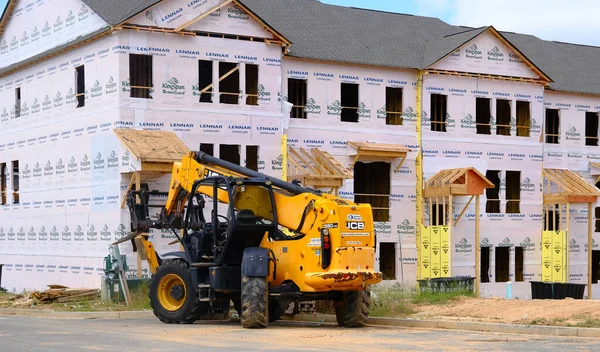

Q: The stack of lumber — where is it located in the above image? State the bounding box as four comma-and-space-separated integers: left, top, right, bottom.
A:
30, 285, 100, 303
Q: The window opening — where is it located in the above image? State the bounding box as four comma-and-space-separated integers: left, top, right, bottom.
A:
545, 205, 560, 231
430, 94, 447, 132
198, 60, 213, 103
545, 109, 560, 144
496, 99, 511, 136
288, 78, 307, 119
596, 206, 600, 232
354, 161, 390, 221
0, 163, 6, 205
515, 246, 524, 282
586, 112, 599, 146
15, 87, 20, 117
245, 64, 258, 106
481, 246, 490, 283
506, 170, 521, 214
219, 62, 240, 105
593, 251, 600, 284
516, 101, 530, 137
495, 246, 510, 282
75, 65, 85, 107
476, 97, 491, 135
245, 145, 259, 171
379, 243, 396, 280
200, 143, 214, 156
431, 203, 446, 226
486, 170, 500, 213
341, 83, 359, 122
220, 144, 240, 165
12, 160, 18, 204
386, 87, 403, 125
129, 54, 153, 99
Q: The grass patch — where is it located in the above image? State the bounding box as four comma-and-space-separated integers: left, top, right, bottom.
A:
571, 318, 600, 328
411, 289, 475, 305
49, 284, 151, 312
370, 284, 415, 317
368, 284, 475, 317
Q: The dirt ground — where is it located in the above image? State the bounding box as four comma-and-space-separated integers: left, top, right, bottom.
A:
411, 296, 600, 326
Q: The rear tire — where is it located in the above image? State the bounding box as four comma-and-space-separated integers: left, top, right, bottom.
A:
334, 286, 371, 327
149, 259, 201, 324
240, 276, 268, 328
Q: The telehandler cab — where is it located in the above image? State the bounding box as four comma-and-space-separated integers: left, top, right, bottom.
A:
120, 150, 382, 328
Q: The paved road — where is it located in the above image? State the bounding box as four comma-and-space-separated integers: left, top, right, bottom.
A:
0, 315, 598, 351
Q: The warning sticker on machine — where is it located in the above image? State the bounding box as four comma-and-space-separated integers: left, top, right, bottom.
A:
347, 241, 362, 245
308, 238, 322, 247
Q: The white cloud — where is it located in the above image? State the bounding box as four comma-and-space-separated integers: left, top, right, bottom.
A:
415, 0, 600, 46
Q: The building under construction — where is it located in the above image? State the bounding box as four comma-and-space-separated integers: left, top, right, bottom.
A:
1, 0, 600, 299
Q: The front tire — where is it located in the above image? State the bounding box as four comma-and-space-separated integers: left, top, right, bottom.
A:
240, 276, 268, 328
149, 259, 200, 324
334, 286, 371, 327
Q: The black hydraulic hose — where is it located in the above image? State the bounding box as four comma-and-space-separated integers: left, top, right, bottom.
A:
195, 151, 321, 196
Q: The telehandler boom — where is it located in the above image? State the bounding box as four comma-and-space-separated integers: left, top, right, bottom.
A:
123, 150, 382, 328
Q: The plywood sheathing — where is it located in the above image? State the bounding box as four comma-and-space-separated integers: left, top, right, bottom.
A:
543, 168, 600, 204
348, 141, 410, 172
114, 129, 190, 163
424, 167, 494, 197
287, 147, 352, 190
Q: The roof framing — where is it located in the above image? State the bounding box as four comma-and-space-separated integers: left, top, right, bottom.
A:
543, 168, 600, 204
424, 167, 494, 198
287, 147, 352, 192
348, 141, 410, 173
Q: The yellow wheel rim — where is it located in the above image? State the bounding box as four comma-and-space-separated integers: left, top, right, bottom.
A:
157, 273, 187, 311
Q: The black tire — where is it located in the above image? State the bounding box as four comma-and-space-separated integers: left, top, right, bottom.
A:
268, 298, 285, 322
240, 276, 268, 328
149, 259, 201, 324
334, 286, 371, 327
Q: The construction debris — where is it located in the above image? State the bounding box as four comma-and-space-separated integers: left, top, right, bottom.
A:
30, 286, 100, 303
0, 286, 101, 307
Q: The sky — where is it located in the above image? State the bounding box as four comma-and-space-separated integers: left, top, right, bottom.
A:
0, 0, 599, 46
321, 0, 600, 47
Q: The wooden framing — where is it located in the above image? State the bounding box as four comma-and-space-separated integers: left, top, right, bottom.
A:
0, 0, 17, 34
542, 168, 600, 299
543, 168, 600, 205
174, 0, 235, 32
424, 167, 494, 198
347, 141, 410, 173
287, 147, 352, 194
114, 130, 191, 278
423, 167, 493, 297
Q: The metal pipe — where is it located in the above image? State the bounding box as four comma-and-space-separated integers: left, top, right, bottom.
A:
195, 151, 321, 196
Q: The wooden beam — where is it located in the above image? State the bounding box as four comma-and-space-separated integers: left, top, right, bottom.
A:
174, 0, 234, 32
475, 195, 480, 297
589, 202, 593, 299
566, 202, 570, 283
141, 162, 175, 173
567, 195, 598, 204
394, 156, 406, 173
453, 195, 474, 226
120, 173, 136, 209
423, 188, 451, 198
448, 194, 453, 276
